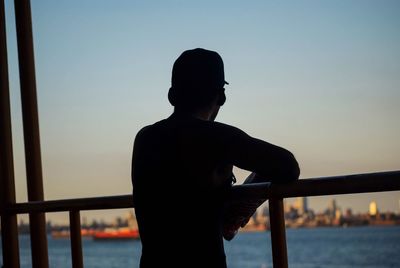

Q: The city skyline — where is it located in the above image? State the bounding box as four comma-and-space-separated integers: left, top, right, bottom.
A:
13, 196, 400, 227
3, 0, 399, 224
14, 196, 400, 226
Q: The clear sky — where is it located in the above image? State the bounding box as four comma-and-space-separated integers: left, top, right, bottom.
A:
4, 0, 400, 224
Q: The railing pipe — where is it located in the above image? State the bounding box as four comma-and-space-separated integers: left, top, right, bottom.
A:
14, 0, 49, 267
269, 198, 288, 268
70, 210, 84, 268
269, 170, 400, 198
8, 194, 134, 214
0, 0, 21, 267
6, 171, 400, 215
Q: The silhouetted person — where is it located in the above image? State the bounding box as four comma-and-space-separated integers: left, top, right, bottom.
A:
131, 48, 300, 267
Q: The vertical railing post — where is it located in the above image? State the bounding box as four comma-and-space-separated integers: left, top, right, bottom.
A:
70, 210, 84, 268
0, 0, 21, 267
14, 0, 49, 267
269, 198, 288, 268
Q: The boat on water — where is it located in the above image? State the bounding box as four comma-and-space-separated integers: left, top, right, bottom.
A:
93, 227, 140, 240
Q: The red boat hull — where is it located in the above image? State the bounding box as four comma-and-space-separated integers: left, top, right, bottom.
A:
93, 229, 139, 240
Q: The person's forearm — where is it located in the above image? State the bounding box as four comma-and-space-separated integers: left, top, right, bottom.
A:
243, 153, 300, 184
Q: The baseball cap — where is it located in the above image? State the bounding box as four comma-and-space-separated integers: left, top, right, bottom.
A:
171, 48, 229, 90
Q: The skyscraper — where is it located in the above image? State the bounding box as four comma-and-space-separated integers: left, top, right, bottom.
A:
328, 199, 337, 218
296, 197, 308, 215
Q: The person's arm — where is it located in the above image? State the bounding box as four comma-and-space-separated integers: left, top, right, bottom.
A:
220, 125, 299, 240
223, 126, 300, 183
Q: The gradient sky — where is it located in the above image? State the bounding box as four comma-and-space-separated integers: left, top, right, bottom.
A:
4, 0, 400, 224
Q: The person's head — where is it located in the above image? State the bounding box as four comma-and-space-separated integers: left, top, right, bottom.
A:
168, 48, 228, 119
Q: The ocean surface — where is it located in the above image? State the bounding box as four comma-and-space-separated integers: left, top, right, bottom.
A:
1, 226, 400, 268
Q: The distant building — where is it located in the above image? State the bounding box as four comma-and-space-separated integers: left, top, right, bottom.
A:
345, 208, 353, 218
127, 211, 138, 229
255, 207, 267, 225
297, 197, 308, 215
328, 199, 337, 218
335, 209, 342, 220
329, 199, 337, 212
82, 216, 88, 228
261, 205, 269, 217
284, 200, 291, 214
369, 201, 378, 216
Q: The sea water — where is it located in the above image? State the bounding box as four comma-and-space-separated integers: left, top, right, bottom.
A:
1, 226, 400, 268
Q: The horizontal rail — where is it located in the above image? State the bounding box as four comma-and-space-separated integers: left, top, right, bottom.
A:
3, 170, 400, 215
269, 170, 400, 198
5, 194, 133, 214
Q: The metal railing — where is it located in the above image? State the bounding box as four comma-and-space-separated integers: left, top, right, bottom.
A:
1, 1, 400, 267
1, 171, 399, 268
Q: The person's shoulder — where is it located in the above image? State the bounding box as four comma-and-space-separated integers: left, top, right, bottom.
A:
204, 120, 248, 138
211, 120, 245, 133
135, 119, 167, 139
135, 124, 151, 137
